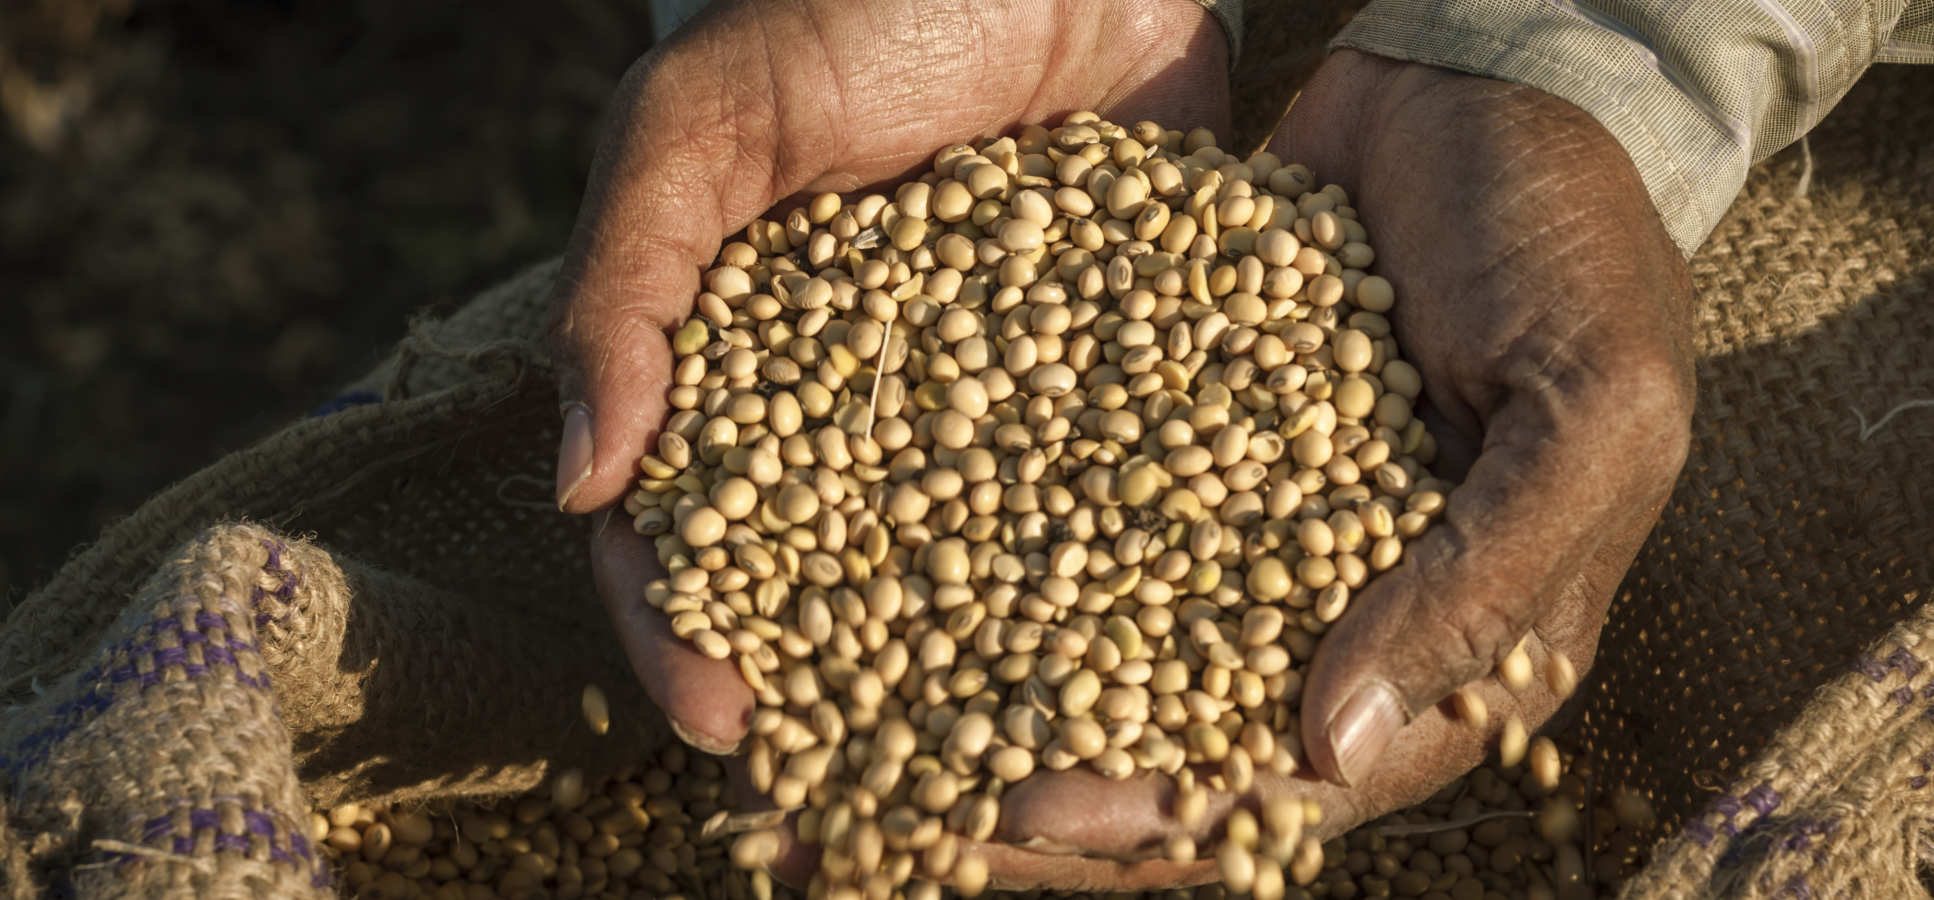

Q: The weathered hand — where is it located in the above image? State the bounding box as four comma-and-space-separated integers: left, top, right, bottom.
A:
981, 50, 1696, 888
552, 0, 1230, 852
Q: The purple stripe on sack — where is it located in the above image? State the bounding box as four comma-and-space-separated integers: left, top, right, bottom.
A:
136, 611, 246, 642
1783, 874, 1812, 899
261, 540, 297, 605
1848, 647, 1932, 684
0, 677, 113, 776
1717, 797, 1820, 873
252, 543, 298, 626
93, 607, 269, 689
0, 540, 297, 778
177, 832, 270, 861
1687, 788, 1776, 848
308, 390, 381, 418
1771, 818, 1837, 856
1895, 687, 1917, 707
99, 640, 272, 692
129, 803, 328, 886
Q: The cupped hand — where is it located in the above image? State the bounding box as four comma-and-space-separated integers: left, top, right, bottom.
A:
555, 0, 1229, 771
985, 50, 1696, 887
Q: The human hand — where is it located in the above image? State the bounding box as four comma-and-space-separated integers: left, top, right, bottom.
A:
983, 50, 1696, 886
555, 0, 1229, 762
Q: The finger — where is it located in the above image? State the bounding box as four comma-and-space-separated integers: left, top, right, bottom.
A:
738, 777, 1216, 894
550, 11, 827, 515
548, 46, 731, 514
1298, 341, 1691, 787
990, 679, 1576, 879
994, 767, 1222, 862
719, 753, 818, 886
748, 792, 1214, 894
977, 840, 1211, 894
592, 512, 752, 753
992, 761, 1374, 862
756, 819, 818, 888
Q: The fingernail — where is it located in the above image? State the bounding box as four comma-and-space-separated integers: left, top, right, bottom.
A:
669, 716, 741, 756
556, 402, 594, 511
1327, 682, 1406, 788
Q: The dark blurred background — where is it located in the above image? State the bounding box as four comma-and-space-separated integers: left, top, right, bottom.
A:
0, 0, 661, 608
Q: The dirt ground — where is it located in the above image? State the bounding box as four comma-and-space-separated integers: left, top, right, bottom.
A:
0, 0, 660, 608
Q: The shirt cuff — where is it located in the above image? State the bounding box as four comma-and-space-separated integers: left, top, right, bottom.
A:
1331, 2, 1760, 256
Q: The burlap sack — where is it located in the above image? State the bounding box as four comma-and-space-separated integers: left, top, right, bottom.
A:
2, 21, 1929, 899
0, 268, 672, 896
1592, 62, 1934, 898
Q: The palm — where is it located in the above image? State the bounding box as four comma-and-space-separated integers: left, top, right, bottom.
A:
585, 0, 1231, 731
564, 0, 1233, 889
595, 0, 1231, 235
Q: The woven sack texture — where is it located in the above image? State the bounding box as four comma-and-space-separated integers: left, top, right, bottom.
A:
1599, 62, 1934, 899
0, 272, 672, 896
0, 527, 335, 898
2, 22, 1930, 898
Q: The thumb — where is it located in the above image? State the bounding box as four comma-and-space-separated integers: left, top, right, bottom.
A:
549, 11, 819, 514
1298, 349, 1689, 788
548, 53, 725, 514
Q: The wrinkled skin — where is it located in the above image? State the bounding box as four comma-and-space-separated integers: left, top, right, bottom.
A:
554, 0, 1696, 885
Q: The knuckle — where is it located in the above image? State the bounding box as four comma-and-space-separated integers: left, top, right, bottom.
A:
1438, 588, 1527, 678
1393, 606, 1504, 713
1615, 337, 1694, 417
1600, 342, 1695, 482
1501, 322, 1693, 492
1375, 517, 1533, 697
555, 236, 702, 349
582, 311, 662, 388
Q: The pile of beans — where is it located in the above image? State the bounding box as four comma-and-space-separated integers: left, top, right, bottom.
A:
315, 740, 746, 900
616, 111, 1453, 899
312, 733, 1656, 899
313, 114, 1658, 899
